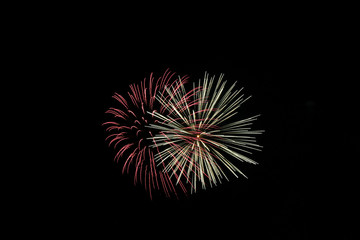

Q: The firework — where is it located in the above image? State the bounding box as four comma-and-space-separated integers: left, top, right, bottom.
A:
147, 72, 263, 193
103, 69, 189, 198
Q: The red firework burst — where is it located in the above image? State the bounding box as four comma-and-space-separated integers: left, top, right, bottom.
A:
103, 69, 189, 198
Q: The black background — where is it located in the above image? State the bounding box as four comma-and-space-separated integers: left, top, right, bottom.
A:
72, 56, 343, 238
44, 13, 356, 239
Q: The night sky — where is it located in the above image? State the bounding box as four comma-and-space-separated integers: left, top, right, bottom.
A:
56, 23, 354, 239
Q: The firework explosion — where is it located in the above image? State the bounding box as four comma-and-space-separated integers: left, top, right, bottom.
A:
104, 70, 263, 197
103, 69, 189, 198
147, 72, 263, 193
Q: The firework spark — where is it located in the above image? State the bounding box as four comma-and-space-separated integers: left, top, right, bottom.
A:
103, 69, 189, 198
148, 72, 263, 193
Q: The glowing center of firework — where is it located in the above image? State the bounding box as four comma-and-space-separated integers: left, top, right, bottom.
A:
194, 131, 206, 139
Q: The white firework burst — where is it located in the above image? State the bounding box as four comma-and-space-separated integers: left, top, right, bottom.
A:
147, 72, 263, 193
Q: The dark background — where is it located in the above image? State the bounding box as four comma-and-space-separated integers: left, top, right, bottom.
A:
8, 4, 355, 238
72, 55, 347, 238
48, 17, 355, 238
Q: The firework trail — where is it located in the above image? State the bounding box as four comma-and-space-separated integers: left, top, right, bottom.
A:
103, 69, 189, 198
148, 72, 263, 193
